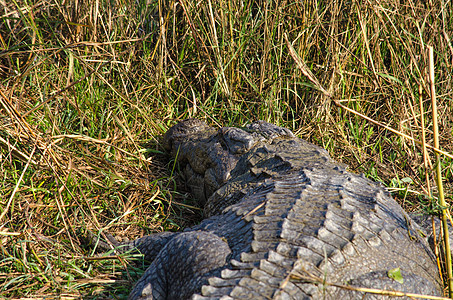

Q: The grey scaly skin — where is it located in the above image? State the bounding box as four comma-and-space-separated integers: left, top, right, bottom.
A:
124, 119, 442, 299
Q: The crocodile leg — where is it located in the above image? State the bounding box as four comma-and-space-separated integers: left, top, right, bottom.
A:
118, 232, 176, 263
128, 231, 231, 300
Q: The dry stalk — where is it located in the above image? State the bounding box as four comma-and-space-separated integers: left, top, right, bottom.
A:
286, 271, 451, 300
421, 84, 444, 284
428, 45, 452, 297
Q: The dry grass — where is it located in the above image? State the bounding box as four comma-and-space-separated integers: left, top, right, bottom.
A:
1, 0, 452, 297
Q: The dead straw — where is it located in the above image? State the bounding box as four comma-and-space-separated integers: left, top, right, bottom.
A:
420, 83, 444, 284
428, 45, 452, 297
286, 271, 451, 300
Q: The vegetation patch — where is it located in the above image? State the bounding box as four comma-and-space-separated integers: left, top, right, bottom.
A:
1, 0, 452, 297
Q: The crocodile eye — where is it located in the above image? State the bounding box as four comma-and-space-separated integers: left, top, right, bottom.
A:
220, 127, 262, 154
245, 120, 295, 139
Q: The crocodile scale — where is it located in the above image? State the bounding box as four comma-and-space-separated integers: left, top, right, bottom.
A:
121, 119, 442, 299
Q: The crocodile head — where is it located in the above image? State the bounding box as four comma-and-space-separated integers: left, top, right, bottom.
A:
163, 119, 298, 207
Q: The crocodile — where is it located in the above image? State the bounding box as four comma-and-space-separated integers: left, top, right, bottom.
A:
117, 119, 443, 299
